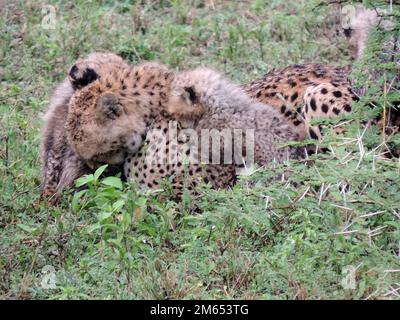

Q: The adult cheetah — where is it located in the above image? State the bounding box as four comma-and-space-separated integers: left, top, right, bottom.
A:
242, 63, 358, 142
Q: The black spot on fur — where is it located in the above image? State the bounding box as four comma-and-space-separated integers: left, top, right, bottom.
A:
280, 105, 286, 114
309, 128, 318, 139
333, 108, 340, 115
344, 104, 352, 112
333, 91, 342, 98
290, 92, 299, 102
321, 104, 329, 113
321, 88, 328, 94
288, 79, 297, 87
310, 98, 317, 111
343, 28, 352, 38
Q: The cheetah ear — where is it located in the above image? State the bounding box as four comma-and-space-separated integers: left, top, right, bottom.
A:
68, 64, 99, 90
182, 86, 198, 105
97, 93, 122, 119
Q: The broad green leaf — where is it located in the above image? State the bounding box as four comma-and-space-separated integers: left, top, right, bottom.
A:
101, 177, 123, 189
86, 223, 102, 233
17, 224, 38, 234
112, 199, 125, 212
94, 164, 108, 181
75, 174, 94, 188
71, 189, 88, 213
98, 211, 114, 221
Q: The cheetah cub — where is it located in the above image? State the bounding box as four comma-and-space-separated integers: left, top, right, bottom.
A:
40, 52, 129, 203
167, 67, 304, 167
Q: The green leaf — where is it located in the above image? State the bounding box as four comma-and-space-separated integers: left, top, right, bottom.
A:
136, 197, 147, 207
112, 199, 125, 212
101, 176, 123, 189
86, 223, 102, 233
98, 211, 114, 221
71, 189, 88, 213
17, 224, 38, 234
94, 164, 108, 181
75, 174, 94, 188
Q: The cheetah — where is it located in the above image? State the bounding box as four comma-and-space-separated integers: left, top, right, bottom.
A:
241, 63, 358, 143
40, 52, 130, 203
343, 4, 400, 156
65, 63, 302, 195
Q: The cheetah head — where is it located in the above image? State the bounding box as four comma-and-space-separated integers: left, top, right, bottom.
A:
65, 77, 148, 167
167, 67, 252, 121
342, 5, 393, 60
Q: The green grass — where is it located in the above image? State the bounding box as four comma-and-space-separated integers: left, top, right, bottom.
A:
0, 0, 399, 299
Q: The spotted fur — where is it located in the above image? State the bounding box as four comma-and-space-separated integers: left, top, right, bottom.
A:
242, 63, 356, 141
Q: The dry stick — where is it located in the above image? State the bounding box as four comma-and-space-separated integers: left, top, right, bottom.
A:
382, 75, 387, 141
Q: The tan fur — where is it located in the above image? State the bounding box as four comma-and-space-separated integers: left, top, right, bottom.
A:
242, 63, 357, 140
344, 5, 379, 59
